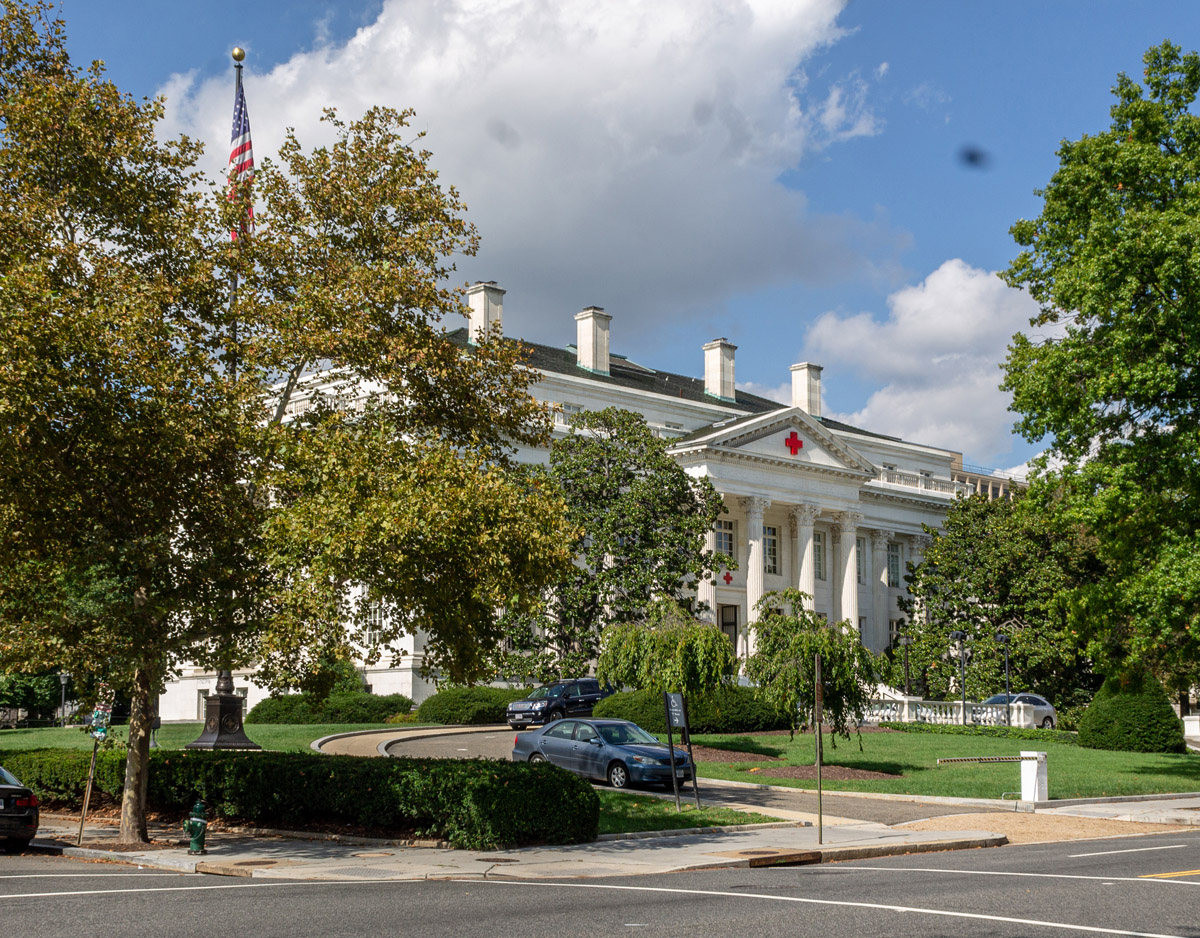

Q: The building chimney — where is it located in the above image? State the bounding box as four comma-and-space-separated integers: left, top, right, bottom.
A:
574, 306, 611, 375
703, 338, 737, 402
466, 281, 505, 345
790, 362, 823, 417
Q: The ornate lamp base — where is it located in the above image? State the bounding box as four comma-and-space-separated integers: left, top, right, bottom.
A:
185, 675, 261, 750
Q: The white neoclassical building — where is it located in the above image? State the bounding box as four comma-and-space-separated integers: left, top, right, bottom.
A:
158, 281, 975, 719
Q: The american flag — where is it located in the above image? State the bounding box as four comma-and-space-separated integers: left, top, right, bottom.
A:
228, 80, 254, 235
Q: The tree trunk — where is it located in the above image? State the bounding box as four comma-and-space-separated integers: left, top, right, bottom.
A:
118, 666, 154, 844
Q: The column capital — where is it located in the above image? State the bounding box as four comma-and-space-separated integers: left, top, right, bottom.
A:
909, 533, 933, 552
739, 495, 770, 519
870, 529, 894, 551
833, 510, 864, 533
790, 503, 821, 526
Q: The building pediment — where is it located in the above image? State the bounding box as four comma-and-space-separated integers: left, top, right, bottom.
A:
668, 408, 876, 478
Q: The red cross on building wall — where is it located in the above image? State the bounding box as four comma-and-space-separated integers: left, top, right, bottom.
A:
723, 571, 733, 585
785, 431, 803, 455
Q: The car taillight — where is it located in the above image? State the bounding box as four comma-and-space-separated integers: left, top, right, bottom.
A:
15, 794, 37, 808
514, 735, 518, 746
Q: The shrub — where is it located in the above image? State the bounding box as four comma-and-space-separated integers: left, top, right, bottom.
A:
0, 747, 598, 849
592, 686, 791, 734
1077, 675, 1185, 753
415, 686, 529, 725
246, 692, 413, 725
879, 722, 1077, 745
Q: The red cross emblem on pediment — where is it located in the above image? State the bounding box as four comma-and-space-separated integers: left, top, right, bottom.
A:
723, 571, 733, 585
785, 431, 803, 455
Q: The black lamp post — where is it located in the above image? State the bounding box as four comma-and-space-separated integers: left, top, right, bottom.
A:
949, 630, 967, 725
897, 634, 912, 696
59, 671, 69, 728
995, 630, 1011, 725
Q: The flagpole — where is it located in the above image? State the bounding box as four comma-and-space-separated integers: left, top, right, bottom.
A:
187, 45, 259, 751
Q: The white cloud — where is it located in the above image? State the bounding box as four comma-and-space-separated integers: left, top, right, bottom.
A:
803, 259, 1041, 465
155, 0, 907, 344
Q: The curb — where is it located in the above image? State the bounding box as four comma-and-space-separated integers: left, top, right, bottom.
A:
681, 835, 1009, 870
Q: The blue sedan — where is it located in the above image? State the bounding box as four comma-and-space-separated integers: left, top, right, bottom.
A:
512, 718, 694, 789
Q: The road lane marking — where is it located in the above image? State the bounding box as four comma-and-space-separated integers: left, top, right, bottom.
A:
484, 881, 1189, 938
0, 881, 392, 900
1140, 869, 1200, 880
1070, 845, 1188, 858
823, 865, 1199, 886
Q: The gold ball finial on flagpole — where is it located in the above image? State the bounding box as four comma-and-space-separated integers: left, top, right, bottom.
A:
231, 47, 246, 63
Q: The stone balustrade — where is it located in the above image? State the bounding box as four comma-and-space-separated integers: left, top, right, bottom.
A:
864, 697, 1040, 728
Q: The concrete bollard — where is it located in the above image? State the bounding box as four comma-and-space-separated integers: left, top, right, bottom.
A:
1020, 751, 1047, 801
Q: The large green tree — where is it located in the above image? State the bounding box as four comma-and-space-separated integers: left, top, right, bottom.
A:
899, 493, 1099, 706
495, 407, 728, 681
0, 2, 572, 842
1002, 40, 1200, 693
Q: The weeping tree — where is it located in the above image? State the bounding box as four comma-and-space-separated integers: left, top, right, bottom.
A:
745, 590, 880, 746
596, 599, 736, 699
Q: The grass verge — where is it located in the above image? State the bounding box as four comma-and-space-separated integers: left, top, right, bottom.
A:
690, 730, 1200, 799
597, 790, 781, 835
0, 723, 400, 753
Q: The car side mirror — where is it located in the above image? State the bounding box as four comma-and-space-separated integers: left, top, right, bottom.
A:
590, 736, 603, 745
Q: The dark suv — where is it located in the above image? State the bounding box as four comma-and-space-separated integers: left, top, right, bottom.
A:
506, 678, 613, 729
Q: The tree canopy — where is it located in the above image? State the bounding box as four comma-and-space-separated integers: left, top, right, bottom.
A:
496, 407, 728, 680
899, 493, 1099, 706
1002, 40, 1200, 689
0, 1, 573, 840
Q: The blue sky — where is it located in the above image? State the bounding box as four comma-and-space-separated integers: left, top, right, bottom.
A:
58, 1, 1200, 471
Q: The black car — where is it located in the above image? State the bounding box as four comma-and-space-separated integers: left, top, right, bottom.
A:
506, 678, 613, 729
0, 765, 39, 852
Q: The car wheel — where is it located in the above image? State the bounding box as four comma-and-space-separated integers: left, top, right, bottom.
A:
529, 752, 546, 763
546, 710, 564, 723
1041, 717, 1054, 729
607, 762, 630, 789
508, 723, 520, 730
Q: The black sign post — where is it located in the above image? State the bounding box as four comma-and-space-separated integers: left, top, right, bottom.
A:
663, 692, 684, 811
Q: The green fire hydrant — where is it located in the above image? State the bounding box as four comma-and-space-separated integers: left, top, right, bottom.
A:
182, 800, 208, 855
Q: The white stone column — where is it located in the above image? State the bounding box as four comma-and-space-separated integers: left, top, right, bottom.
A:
834, 511, 863, 632
906, 533, 933, 626
790, 504, 820, 610
870, 529, 894, 654
697, 527, 717, 623
740, 496, 770, 657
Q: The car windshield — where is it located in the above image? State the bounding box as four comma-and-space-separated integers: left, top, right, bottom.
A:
0, 766, 21, 786
982, 694, 1014, 704
598, 723, 659, 746
526, 685, 564, 700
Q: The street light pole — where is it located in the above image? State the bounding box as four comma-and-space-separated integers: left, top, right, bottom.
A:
59, 672, 69, 728
949, 630, 967, 725
897, 634, 912, 696
995, 630, 1011, 725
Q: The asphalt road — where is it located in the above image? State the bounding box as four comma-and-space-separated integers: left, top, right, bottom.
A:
5, 831, 1200, 937
386, 729, 1009, 825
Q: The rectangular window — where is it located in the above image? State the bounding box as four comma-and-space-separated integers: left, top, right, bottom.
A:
715, 519, 735, 560
858, 616, 867, 637
889, 619, 905, 646
558, 402, 584, 425
887, 542, 902, 588
813, 531, 826, 581
365, 596, 385, 646
763, 525, 779, 575
856, 536, 866, 584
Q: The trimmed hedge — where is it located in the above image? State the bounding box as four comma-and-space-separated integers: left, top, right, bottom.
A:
1077, 676, 1185, 753
0, 747, 598, 849
592, 686, 791, 734
879, 721, 1078, 745
246, 692, 414, 725
416, 686, 530, 725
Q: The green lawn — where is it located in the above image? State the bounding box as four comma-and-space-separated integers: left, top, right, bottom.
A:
690, 731, 1200, 799
597, 790, 780, 835
0, 723, 398, 753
